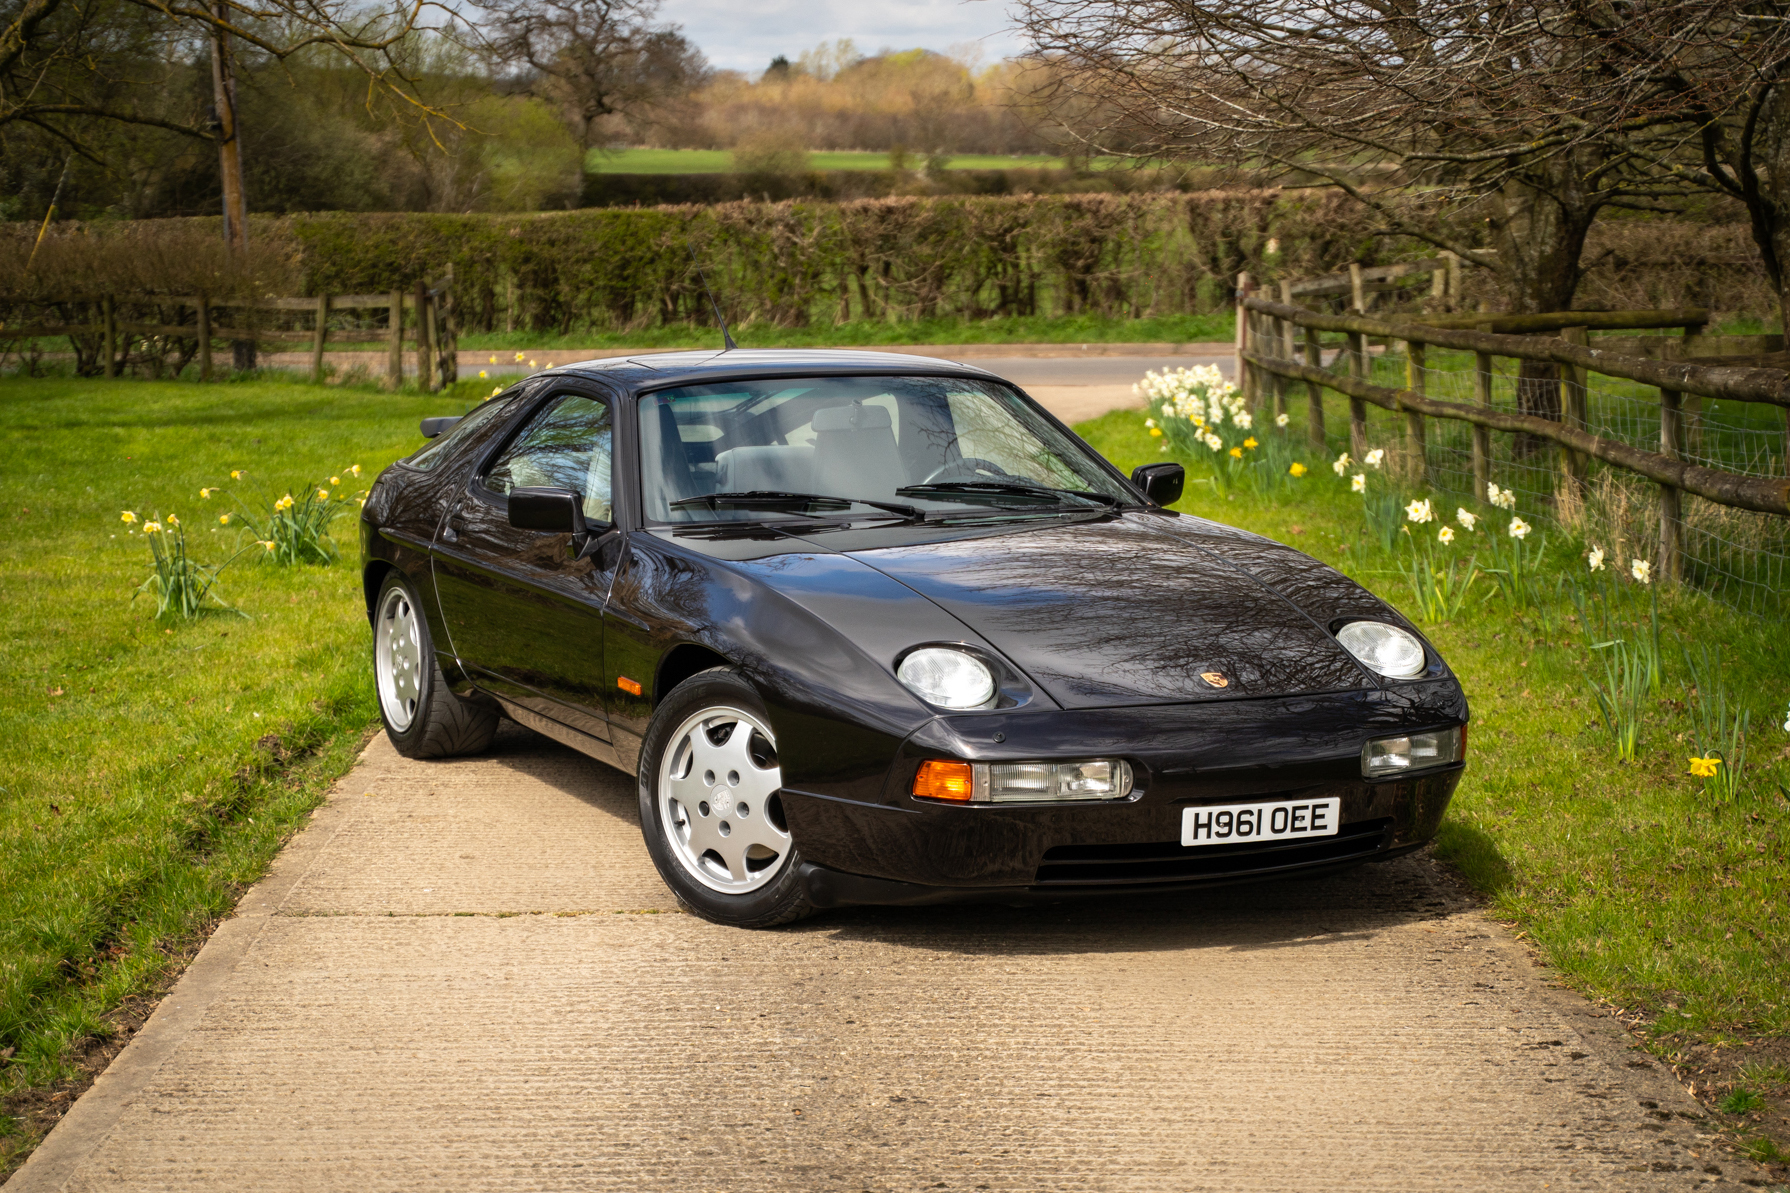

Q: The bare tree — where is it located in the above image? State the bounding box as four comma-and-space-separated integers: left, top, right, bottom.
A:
477, 0, 706, 150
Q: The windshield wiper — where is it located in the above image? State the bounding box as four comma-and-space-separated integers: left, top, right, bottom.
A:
896, 481, 1120, 510
670, 491, 925, 520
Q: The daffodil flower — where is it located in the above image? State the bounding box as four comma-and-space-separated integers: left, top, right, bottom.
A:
1149, 427, 1163, 438
1228, 446, 1243, 459
528, 359, 538, 368
1350, 473, 1366, 494
219, 513, 231, 525
491, 386, 503, 397
1508, 516, 1531, 539
231, 469, 244, 480
1234, 411, 1253, 429
166, 513, 179, 527
317, 488, 331, 500
1144, 417, 1155, 428
349, 464, 362, 477
1588, 545, 1605, 571
1275, 412, 1290, 427
258, 539, 276, 552
1437, 525, 1455, 544
120, 510, 137, 524
479, 371, 488, 379
1332, 452, 1351, 476
1688, 756, 1721, 778
330, 476, 341, 486
1364, 448, 1385, 469
1288, 462, 1306, 477
143, 521, 163, 534
490, 355, 498, 364
1243, 437, 1258, 449
1631, 558, 1652, 584
275, 494, 294, 512
200, 487, 214, 499
1405, 498, 1434, 524
1455, 508, 1477, 531
1487, 483, 1517, 510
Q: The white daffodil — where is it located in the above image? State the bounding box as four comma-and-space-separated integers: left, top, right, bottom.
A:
1508, 516, 1531, 539
1455, 508, 1477, 531
1632, 558, 1652, 585
1350, 473, 1366, 494
1588, 545, 1605, 571
1405, 498, 1434, 524
1364, 448, 1385, 469
1438, 525, 1455, 545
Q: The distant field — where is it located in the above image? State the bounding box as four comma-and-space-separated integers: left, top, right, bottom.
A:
585, 148, 1103, 174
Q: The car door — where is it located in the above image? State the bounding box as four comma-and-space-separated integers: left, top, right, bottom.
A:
431, 386, 620, 740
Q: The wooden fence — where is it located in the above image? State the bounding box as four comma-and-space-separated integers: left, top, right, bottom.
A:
1232, 267, 1790, 583
0, 275, 459, 389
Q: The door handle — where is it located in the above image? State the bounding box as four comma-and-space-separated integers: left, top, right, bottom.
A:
441, 512, 464, 544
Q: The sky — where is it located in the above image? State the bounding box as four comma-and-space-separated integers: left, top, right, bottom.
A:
654, 0, 1028, 75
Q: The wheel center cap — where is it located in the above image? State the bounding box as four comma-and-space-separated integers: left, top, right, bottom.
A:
710, 790, 734, 816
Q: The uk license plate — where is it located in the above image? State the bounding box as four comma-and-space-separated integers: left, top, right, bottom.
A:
1181, 797, 1342, 847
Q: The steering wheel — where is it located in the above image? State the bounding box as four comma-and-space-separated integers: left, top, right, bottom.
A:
920, 457, 1017, 485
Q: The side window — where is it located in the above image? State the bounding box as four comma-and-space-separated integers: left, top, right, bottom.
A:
481, 394, 614, 523
404, 392, 522, 471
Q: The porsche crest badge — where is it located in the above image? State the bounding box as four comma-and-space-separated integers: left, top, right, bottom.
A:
1200, 670, 1230, 689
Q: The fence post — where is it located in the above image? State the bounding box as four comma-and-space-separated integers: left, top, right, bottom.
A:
1302, 315, 1326, 451
1349, 263, 1366, 315
311, 293, 330, 384
436, 264, 458, 385
103, 294, 117, 378
1558, 326, 1590, 519
1443, 252, 1460, 311
416, 281, 436, 392
387, 290, 404, 390
1272, 280, 1292, 421
1233, 272, 1252, 405
197, 293, 212, 382
1404, 341, 1429, 485
1659, 381, 1684, 583
1470, 351, 1492, 502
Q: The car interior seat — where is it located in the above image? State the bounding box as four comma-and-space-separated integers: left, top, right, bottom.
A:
811, 403, 904, 498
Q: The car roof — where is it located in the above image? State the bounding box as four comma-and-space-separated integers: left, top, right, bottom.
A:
548, 348, 1008, 392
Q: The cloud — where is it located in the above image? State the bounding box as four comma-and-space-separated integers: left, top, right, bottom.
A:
658, 0, 1026, 73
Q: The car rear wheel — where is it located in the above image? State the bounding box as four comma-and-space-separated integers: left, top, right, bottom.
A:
373, 571, 500, 760
638, 667, 815, 927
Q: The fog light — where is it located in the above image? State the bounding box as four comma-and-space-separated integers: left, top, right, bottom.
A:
1362, 726, 1465, 778
912, 759, 1133, 803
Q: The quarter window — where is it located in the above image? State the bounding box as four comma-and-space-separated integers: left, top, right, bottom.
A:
482, 394, 614, 523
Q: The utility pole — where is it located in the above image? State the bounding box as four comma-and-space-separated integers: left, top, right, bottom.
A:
209, 1, 254, 370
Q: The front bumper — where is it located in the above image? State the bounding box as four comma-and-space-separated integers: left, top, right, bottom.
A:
778, 686, 1466, 901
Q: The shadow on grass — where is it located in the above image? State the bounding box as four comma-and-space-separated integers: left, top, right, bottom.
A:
1432, 819, 1516, 898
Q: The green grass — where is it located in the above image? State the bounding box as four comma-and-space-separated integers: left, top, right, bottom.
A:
455, 312, 1236, 353
584, 147, 1089, 174
1083, 401, 1790, 1050
0, 372, 494, 1166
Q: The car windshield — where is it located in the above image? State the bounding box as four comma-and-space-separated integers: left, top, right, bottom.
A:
637, 375, 1133, 524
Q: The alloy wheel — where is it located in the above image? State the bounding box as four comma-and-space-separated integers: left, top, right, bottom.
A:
658, 705, 791, 894
374, 585, 423, 731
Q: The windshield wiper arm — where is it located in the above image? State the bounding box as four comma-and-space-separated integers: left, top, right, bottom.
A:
896, 481, 1118, 509
670, 491, 925, 520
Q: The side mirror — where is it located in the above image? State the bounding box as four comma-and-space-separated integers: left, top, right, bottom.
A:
508, 487, 588, 535
420, 416, 462, 439
1130, 462, 1185, 507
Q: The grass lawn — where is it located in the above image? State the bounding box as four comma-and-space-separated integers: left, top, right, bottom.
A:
0, 373, 492, 1172
584, 147, 1090, 173
455, 312, 1236, 354
2, 369, 1787, 1173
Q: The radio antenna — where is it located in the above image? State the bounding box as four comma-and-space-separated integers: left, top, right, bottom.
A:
686, 243, 737, 351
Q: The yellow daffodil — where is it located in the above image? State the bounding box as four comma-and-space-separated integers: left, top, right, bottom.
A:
329, 476, 340, 486
200, 487, 214, 499
528, 359, 538, 368
1243, 437, 1258, 449
515, 352, 525, 362
166, 513, 179, 527
120, 510, 137, 523
1688, 756, 1721, 778
231, 469, 244, 480
489, 355, 498, 364
1289, 462, 1307, 477
349, 464, 362, 477
275, 494, 294, 511
143, 521, 163, 534
258, 539, 276, 552
316, 488, 331, 500
479, 370, 488, 379
1228, 446, 1243, 459
219, 513, 231, 525
491, 386, 503, 397
1149, 427, 1163, 438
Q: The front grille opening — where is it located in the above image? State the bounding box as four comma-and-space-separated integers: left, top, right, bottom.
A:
1033, 817, 1393, 886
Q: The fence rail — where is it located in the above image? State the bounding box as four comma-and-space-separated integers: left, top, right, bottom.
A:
1233, 277, 1790, 606
0, 281, 459, 389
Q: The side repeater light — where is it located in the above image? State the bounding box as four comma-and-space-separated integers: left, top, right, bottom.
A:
913, 759, 1134, 804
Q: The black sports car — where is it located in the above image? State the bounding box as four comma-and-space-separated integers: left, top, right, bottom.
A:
361, 349, 1467, 927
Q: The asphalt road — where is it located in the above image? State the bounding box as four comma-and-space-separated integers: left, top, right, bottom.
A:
8, 724, 1752, 1192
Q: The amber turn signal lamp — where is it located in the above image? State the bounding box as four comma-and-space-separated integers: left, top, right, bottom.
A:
912, 759, 975, 802
617, 676, 643, 696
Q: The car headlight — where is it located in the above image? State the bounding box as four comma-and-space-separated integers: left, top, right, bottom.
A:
913, 759, 1134, 803
1335, 620, 1428, 678
1362, 726, 1465, 778
897, 647, 996, 709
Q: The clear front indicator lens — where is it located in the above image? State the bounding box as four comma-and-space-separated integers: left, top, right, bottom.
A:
913, 759, 1134, 803
1362, 726, 1466, 778
897, 647, 997, 709
1336, 621, 1428, 678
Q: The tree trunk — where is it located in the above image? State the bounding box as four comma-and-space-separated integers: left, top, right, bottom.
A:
1486, 171, 1598, 457
1746, 83, 1790, 337
209, 4, 253, 370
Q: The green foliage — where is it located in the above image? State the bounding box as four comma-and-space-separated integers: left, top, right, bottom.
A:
1586, 638, 1649, 762
1721, 1086, 1768, 1115
1398, 533, 1481, 623
222, 471, 366, 566
1683, 644, 1752, 801
126, 515, 241, 620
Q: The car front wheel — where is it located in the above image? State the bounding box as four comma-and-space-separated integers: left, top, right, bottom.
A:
373, 570, 500, 760
637, 667, 815, 927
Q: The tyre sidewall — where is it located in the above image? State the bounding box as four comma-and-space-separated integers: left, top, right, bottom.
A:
637, 668, 810, 927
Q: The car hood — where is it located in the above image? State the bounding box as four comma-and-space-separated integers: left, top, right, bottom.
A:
844, 514, 1376, 709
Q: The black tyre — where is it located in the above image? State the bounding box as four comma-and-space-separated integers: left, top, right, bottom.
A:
372, 570, 500, 760
637, 667, 816, 928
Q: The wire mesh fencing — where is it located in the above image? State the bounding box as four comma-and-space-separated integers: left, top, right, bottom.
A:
1252, 332, 1790, 615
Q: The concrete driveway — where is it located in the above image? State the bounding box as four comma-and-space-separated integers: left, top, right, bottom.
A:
7, 725, 1742, 1192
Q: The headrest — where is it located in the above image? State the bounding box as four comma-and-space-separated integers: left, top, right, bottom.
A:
812, 403, 892, 432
